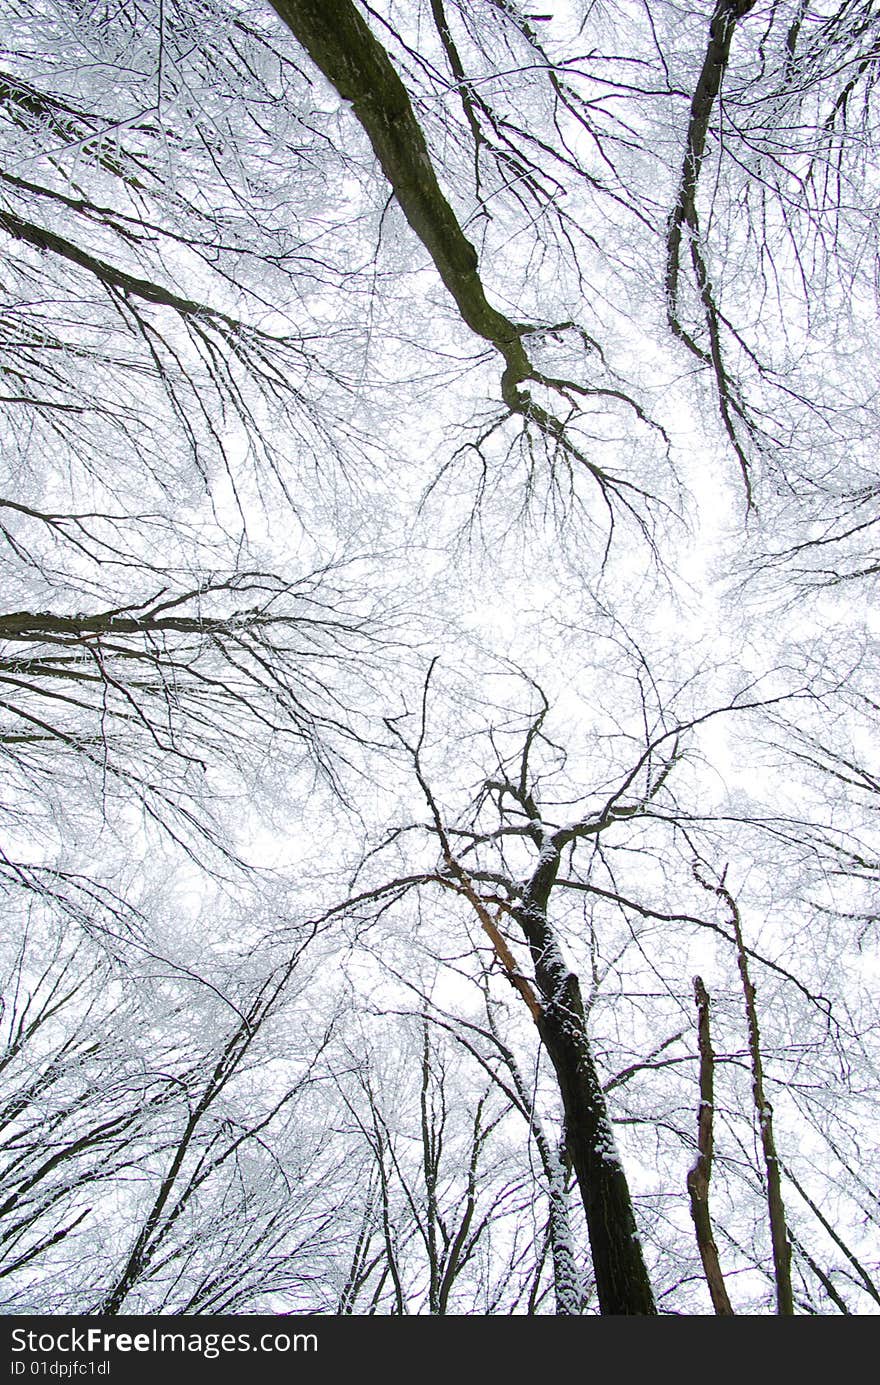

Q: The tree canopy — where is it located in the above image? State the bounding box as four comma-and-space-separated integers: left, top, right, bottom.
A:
1, 0, 879, 1315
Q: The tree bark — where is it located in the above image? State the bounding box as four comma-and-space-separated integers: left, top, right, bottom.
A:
513, 843, 657, 1315
266, 0, 532, 406
686, 976, 735, 1314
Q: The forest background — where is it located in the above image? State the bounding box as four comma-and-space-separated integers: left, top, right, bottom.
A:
1, 0, 879, 1315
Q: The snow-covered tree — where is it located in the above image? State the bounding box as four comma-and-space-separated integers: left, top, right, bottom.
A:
2, 0, 879, 1314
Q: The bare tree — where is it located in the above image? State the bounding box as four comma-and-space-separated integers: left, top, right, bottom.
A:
0, 898, 360, 1315
3, 0, 880, 1317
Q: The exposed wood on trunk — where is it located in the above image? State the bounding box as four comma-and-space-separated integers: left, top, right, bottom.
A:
686, 975, 735, 1314
388, 664, 656, 1314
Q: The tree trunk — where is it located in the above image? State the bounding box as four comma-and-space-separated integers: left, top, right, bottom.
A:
515, 846, 657, 1315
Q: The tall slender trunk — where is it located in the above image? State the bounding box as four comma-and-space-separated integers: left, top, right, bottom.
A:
514, 846, 657, 1315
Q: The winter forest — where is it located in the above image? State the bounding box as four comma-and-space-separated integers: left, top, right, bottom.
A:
1, 0, 879, 1317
